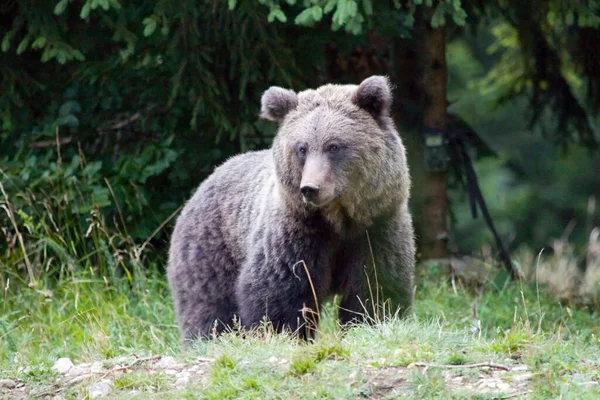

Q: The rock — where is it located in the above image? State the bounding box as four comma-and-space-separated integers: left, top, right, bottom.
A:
513, 372, 533, 382
155, 356, 178, 370
176, 371, 191, 379
114, 356, 131, 364
175, 376, 189, 388
0, 379, 16, 389
66, 365, 89, 378
89, 380, 112, 399
53, 358, 74, 374
90, 361, 103, 374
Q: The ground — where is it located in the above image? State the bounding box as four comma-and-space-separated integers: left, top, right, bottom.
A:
1, 266, 600, 399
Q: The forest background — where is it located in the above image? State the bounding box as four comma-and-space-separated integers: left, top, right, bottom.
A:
2, 1, 600, 398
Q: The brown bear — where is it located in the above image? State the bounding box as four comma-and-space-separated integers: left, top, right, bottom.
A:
167, 76, 415, 342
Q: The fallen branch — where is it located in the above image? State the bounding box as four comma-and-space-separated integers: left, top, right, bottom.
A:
100, 355, 162, 379
409, 361, 511, 371
97, 112, 142, 134
27, 136, 74, 148
501, 391, 530, 399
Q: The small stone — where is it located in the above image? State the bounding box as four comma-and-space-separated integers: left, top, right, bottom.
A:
91, 361, 103, 374
164, 369, 178, 375
89, 380, 112, 399
53, 358, 74, 374
268, 356, 278, 363
0, 379, 16, 389
176, 371, 191, 379
66, 365, 88, 378
156, 356, 177, 369
114, 356, 130, 364
513, 372, 533, 382
175, 376, 189, 388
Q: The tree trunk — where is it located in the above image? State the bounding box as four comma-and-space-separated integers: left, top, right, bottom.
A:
421, 17, 449, 260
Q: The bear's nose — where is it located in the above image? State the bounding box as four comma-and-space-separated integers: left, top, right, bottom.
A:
300, 185, 319, 201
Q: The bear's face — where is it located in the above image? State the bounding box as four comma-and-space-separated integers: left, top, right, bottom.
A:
278, 106, 364, 208
262, 76, 407, 227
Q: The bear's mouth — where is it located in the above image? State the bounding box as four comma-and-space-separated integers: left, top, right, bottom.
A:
303, 196, 337, 208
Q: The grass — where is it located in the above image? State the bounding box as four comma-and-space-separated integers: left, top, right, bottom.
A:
1, 265, 600, 398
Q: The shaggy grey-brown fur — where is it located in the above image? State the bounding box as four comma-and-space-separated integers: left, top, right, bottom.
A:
167, 76, 415, 342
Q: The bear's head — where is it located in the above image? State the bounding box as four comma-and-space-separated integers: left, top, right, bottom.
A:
262, 76, 410, 230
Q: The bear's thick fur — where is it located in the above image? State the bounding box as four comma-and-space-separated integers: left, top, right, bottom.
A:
168, 76, 415, 342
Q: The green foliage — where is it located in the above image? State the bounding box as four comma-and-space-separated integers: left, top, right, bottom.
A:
446, 37, 600, 252
247, 0, 468, 35
0, 1, 309, 267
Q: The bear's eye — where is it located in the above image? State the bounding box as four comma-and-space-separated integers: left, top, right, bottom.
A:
298, 146, 307, 157
327, 144, 340, 153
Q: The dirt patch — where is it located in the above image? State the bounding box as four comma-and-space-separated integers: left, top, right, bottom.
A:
2, 357, 534, 399
361, 362, 532, 399
2, 355, 214, 399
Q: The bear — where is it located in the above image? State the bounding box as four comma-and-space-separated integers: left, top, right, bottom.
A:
167, 76, 415, 342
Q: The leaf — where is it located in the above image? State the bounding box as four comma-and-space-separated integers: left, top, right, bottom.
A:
228, 0, 237, 10
268, 9, 287, 23
323, 0, 337, 14
56, 114, 80, 129
332, 0, 348, 26
54, 0, 69, 16
59, 100, 82, 116
80, 2, 91, 19
31, 36, 47, 49
295, 7, 317, 26
1, 31, 15, 52
311, 6, 323, 22
41, 47, 57, 62
565, 11, 574, 26
108, 0, 121, 10
431, 4, 446, 28
346, 0, 358, 17
72, 49, 85, 61
16, 37, 30, 55
143, 18, 157, 37
362, 0, 373, 16
452, 8, 467, 26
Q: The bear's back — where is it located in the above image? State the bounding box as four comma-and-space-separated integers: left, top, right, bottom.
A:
172, 149, 274, 268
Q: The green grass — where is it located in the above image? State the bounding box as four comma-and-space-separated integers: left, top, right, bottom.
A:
1, 265, 600, 398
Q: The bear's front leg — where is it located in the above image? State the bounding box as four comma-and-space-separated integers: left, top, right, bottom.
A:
235, 220, 332, 338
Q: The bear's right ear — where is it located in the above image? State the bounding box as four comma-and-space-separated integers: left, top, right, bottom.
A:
260, 87, 298, 122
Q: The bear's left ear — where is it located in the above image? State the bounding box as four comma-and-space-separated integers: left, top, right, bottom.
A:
260, 87, 298, 122
351, 76, 393, 118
